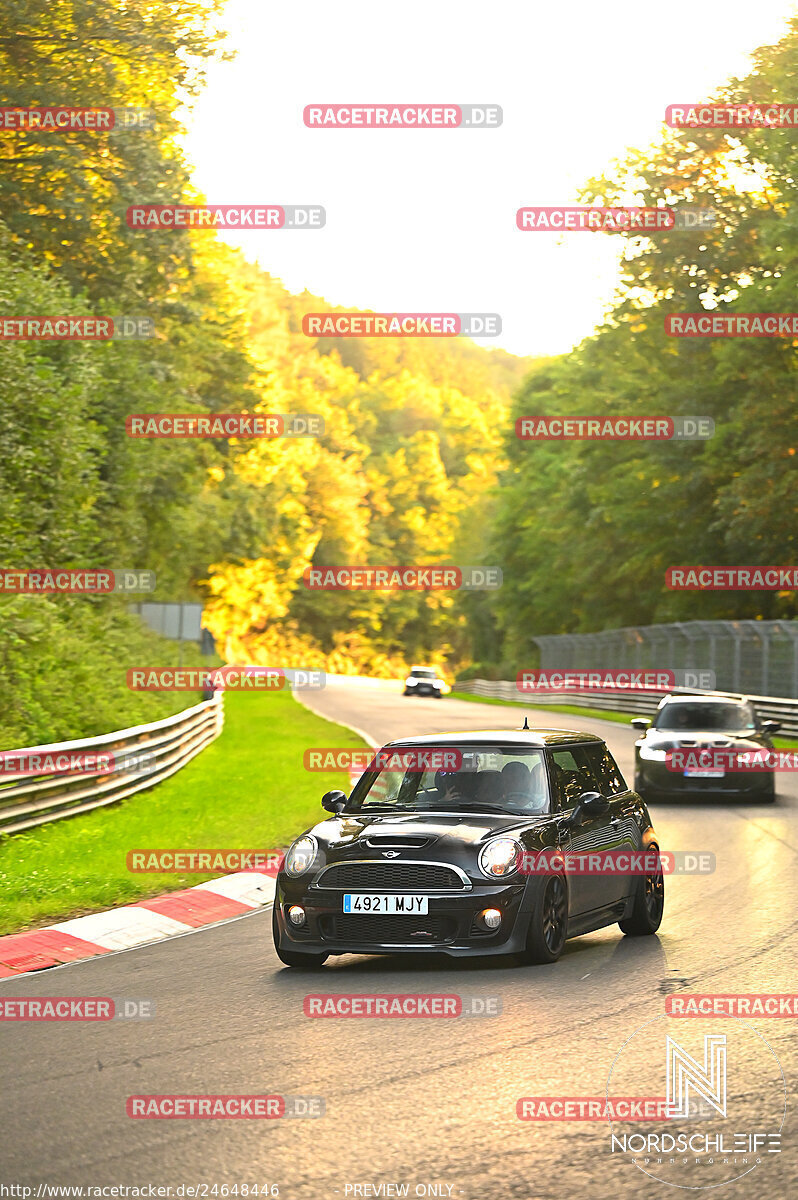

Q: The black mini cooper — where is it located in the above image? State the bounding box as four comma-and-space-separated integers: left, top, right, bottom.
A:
272, 729, 663, 968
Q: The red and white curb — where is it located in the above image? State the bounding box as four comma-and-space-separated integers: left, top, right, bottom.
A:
1, 705, 380, 980
0, 870, 276, 978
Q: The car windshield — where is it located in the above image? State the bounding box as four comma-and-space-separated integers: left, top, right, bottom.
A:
411, 669, 436, 678
654, 701, 756, 733
347, 746, 550, 815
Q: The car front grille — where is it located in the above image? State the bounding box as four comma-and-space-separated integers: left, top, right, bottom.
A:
320, 914, 456, 944
315, 861, 466, 891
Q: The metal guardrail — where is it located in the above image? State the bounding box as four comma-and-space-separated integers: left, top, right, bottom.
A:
454, 680, 798, 737
532, 620, 798, 699
0, 694, 224, 836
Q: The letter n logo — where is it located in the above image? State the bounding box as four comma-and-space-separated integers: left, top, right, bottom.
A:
666, 1034, 726, 1118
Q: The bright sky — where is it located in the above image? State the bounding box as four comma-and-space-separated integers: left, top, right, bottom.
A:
183, 0, 797, 357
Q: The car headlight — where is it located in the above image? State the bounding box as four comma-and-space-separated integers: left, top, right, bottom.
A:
479, 838, 522, 879
639, 744, 669, 761
284, 835, 318, 877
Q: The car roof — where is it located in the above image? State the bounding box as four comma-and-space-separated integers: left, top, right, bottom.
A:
383, 728, 605, 748
658, 692, 749, 706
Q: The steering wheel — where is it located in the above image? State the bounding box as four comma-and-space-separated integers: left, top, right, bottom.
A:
507, 790, 547, 810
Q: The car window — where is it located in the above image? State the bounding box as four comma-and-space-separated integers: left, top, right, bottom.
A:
347, 746, 550, 815
654, 701, 756, 732
583, 743, 628, 796
548, 745, 602, 812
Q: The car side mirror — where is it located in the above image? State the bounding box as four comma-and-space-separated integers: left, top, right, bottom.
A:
322, 790, 347, 813
761, 720, 781, 735
566, 791, 610, 826
631, 718, 651, 731
578, 791, 610, 816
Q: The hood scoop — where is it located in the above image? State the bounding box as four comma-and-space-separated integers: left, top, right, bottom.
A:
363, 834, 434, 849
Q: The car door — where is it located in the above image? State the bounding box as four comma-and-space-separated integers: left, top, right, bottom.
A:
549, 744, 620, 916
582, 741, 639, 906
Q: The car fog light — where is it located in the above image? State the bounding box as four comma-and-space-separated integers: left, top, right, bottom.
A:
479, 907, 502, 930
288, 905, 306, 927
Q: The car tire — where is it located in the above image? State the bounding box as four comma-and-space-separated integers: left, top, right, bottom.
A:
758, 776, 776, 803
519, 874, 568, 965
619, 851, 664, 936
272, 905, 328, 969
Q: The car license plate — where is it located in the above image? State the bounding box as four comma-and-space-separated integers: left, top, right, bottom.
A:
343, 894, 428, 914
684, 769, 725, 778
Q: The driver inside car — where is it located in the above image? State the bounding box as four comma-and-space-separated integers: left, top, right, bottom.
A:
433, 768, 474, 805
501, 760, 547, 812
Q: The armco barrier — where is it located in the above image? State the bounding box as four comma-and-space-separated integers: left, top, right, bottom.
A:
0, 693, 223, 836
454, 680, 798, 737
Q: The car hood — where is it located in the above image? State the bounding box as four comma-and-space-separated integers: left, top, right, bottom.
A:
310, 809, 545, 851
642, 728, 764, 749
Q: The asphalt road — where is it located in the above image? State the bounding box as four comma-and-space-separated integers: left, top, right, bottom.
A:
1, 684, 796, 1200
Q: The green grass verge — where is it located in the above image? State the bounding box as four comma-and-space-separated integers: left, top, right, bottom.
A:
0, 689, 366, 935
449, 691, 798, 748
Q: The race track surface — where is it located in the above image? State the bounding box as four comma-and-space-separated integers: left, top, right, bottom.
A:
2, 684, 796, 1199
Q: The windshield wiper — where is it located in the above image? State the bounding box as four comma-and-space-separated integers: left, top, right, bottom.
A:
358, 802, 410, 811
456, 804, 528, 814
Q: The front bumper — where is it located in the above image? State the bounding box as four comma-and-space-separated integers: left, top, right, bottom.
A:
273, 875, 533, 957
636, 759, 774, 798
